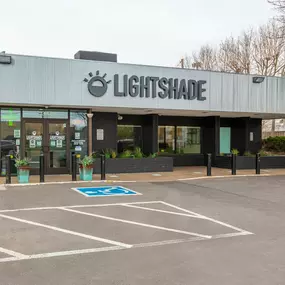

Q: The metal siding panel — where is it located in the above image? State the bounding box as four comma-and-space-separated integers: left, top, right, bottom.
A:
0, 55, 285, 116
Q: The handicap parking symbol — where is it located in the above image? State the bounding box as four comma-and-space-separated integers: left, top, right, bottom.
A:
73, 186, 141, 197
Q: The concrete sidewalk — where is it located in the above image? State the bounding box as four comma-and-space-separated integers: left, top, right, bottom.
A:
1, 167, 285, 185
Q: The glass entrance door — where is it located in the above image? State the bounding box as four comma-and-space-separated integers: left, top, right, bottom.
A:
23, 121, 43, 172
46, 120, 69, 174
23, 119, 69, 174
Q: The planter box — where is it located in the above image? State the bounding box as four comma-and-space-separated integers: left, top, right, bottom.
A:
159, 154, 205, 167
215, 155, 285, 169
93, 157, 173, 174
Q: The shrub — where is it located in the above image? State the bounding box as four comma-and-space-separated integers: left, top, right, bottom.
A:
231, 148, 239, 155
119, 150, 133, 158
244, 151, 255, 157
263, 136, 285, 152
79, 155, 94, 168
110, 149, 117, 159
134, 147, 143, 158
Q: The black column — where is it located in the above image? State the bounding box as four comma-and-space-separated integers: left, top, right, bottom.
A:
202, 116, 220, 157
248, 118, 262, 153
142, 114, 158, 155
230, 118, 262, 154
92, 112, 118, 153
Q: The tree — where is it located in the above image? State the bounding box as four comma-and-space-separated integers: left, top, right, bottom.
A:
252, 20, 285, 76
268, 0, 285, 26
192, 45, 217, 70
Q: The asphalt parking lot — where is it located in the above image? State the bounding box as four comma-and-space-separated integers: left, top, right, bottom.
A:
0, 176, 285, 284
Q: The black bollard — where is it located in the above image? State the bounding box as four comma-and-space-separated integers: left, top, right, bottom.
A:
256, 153, 261, 175
231, 153, 237, 175
5, 155, 11, 184
207, 153, 212, 176
101, 154, 106, 181
72, 153, 77, 181
40, 153, 45, 183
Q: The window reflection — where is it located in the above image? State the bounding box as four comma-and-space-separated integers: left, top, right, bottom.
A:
0, 108, 21, 175
70, 111, 88, 157
117, 125, 142, 153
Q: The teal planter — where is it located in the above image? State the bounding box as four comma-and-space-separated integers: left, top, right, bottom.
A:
17, 168, 30, 183
81, 167, 93, 181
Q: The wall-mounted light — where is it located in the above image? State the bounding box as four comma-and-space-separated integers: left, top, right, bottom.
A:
118, 115, 123, 121
0, 54, 12, 64
86, 113, 94, 119
253, 77, 265, 84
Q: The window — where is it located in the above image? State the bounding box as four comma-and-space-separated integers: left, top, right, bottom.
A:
70, 111, 88, 157
158, 126, 201, 154
158, 126, 175, 153
0, 108, 21, 175
220, 127, 231, 154
117, 125, 142, 153
23, 109, 68, 119
176, 126, 201, 154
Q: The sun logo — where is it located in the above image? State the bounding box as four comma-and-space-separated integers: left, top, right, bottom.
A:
83, 71, 111, 97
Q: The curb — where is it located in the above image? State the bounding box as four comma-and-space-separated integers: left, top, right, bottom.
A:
3, 173, 283, 187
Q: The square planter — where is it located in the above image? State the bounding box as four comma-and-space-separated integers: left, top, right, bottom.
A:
93, 157, 173, 174
17, 168, 30, 183
80, 167, 93, 181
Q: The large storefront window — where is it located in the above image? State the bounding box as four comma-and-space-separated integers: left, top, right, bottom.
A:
23, 109, 68, 119
70, 111, 88, 157
158, 126, 175, 153
117, 125, 142, 153
0, 108, 21, 175
176, 126, 201, 154
158, 126, 201, 154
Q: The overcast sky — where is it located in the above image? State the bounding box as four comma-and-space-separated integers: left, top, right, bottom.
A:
0, 0, 277, 67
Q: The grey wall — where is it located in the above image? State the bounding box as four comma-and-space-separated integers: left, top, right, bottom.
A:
1, 54, 285, 116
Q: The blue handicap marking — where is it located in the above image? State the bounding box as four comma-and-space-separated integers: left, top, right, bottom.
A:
74, 186, 140, 197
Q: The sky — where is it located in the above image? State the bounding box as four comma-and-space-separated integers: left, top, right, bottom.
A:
0, 0, 277, 67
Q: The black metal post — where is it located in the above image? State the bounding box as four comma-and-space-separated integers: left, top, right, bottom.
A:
5, 155, 11, 184
72, 153, 77, 181
231, 154, 237, 175
207, 153, 212, 176
40, 153, 45, 183
101, 154, 106, 181
256, 153, 261, 175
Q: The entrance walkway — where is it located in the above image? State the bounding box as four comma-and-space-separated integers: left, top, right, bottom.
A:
1, 167, 285, 184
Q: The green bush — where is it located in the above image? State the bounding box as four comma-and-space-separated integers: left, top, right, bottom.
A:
263, 136, 285, 152
244, 151, 255, 157
133, 147, 143, 158
119, 150, 133, 158
231, 148, 239, 155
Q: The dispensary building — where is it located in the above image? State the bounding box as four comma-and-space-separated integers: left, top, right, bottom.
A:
0, 51, 284, 174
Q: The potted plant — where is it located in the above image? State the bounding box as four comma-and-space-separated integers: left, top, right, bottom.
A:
15, 156, 31, 183
79, 155, 94, 181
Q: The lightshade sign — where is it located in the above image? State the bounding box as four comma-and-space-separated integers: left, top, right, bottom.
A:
84, 71, 207, 101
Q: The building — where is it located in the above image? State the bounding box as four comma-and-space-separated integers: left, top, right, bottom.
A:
0, 51, 285, 174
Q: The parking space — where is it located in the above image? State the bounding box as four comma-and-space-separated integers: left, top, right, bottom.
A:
1, 176, 285, 284
0, 198, 252, 263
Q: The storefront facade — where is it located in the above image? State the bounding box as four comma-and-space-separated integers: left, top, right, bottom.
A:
0, 51, 284, 174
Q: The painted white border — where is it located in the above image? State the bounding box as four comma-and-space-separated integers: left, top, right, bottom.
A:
0, 200, 253, 263
71, 185, 142, 198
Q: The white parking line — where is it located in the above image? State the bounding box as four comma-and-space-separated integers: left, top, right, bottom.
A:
0, 213, 132, 248
61, 207, 212, 239
160, 201, 253, 234
0, 201, 161, 213
0, 247, 27, 259
122, 204, 201, 218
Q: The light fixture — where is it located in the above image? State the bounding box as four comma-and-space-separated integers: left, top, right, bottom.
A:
86, 113, 94, 119
118, 114, 123, 121
253, 77, 265, 84
0, 54, 12, 64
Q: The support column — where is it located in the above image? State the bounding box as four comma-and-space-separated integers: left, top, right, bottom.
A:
87, 110, 93, 156
202, 116, 220, 157
142, 114, 159, 155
